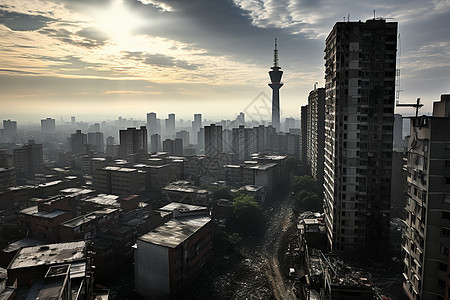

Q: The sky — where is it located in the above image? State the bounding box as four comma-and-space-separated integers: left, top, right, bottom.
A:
0, 0, 449, 124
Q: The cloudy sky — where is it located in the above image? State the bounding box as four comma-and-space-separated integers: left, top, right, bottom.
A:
0, 0, 449, 123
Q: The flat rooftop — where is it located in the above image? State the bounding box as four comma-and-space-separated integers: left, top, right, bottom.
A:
61, 209, 118, 228
84, 194, 120, 207
19, 206, 69, 219
139, 216, 211, 248
9, 241, 86, 270
159, 202, 207, 213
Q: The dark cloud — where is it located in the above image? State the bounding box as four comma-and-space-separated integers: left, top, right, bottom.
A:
38, 26, 109, 48
143, 53, 176, 67
123, 51, 199, 70
0, 9, 56, 31
0, 69, 38, 75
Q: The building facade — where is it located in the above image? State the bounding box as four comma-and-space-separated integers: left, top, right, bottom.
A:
307, 87, 326, 185
118, 126, 148, 158
323, 19, 397, 252
402, 95, 450, 300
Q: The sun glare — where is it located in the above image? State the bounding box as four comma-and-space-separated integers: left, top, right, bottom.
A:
95, 0, 144, 41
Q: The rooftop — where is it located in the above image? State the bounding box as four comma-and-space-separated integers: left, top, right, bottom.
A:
19, 206, 69, 219
8, 241, 86, 270
139, 215, 211, 248
159, 202, 208, 213
61, 209, 118, 228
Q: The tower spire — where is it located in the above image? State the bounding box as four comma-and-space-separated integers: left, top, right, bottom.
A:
273, 38, 279, 68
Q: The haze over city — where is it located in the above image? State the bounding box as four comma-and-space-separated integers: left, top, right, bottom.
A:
1, 0, 449, 123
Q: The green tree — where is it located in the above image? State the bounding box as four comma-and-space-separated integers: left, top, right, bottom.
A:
231, 195, 265, 236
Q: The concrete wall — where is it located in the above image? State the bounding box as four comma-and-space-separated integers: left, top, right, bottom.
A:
135, 240, 170, 299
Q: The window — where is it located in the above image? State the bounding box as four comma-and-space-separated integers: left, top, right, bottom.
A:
439, 262, 448, 272
442, 211, 450, 220
442, 228, 450, 238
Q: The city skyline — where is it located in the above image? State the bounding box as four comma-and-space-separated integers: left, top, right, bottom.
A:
1, 0, 449, 122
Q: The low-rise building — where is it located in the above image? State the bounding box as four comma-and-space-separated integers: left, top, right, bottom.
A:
135, 215, 213, 299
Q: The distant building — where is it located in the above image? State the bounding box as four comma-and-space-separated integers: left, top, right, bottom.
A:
87, 132, 104, 153
165, 113, 175, 139
147, 112, 159, 136
41, 118, 55, 134
232, 125, 256, 162
204, 124, 222, 158
150, 134, 161, 153
13, 140, 43, 179
284, 117, 296, 132
106, 136, 114, 146
306, 87, 325, 185
393, 114, 406, 149
1, 119, 17, 142
402, 94, 450, 300
135, 214, 213, 299
94, 166, 145, 195
197, 128, 205, 150
70, 130, 87, 154
163, 139, 183, 156
0, 167, 16, 189
89, 123, 100, 132
192, 114, 202, 144
175, 130, 190, 147
300, 105, 308, 163
119, 126, 148, 158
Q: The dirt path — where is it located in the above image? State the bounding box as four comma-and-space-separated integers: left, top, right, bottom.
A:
262, 194, 296, 300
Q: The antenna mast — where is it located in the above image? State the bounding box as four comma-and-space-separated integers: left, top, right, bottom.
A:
273, 38, 279, 68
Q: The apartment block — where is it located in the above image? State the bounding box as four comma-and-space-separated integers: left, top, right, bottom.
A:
323, 19, 397, 252
402, 95, 450, 300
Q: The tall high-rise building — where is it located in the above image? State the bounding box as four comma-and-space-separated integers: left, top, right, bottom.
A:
1, 119, 17, 142
150, 134, 161, 153
70, 130, 87, 154
306, 87, 326, 186
165, 113, 176, 139
300, 105, 308, 163
88, 132, 104, 153
119, 126, 148, 158
147, 112, 159, 136
13, 140, 43, 179
197, 128, 205, 150
204, 124, 222, 158
284, 117, 296, 132
175, 131, 190, 148
192, 114, 202, 144
402, 95, 450, 300
268, 39, 283, 132
41, 118, 56, 134
232, 125, 256, 162
237, 112, 245, 127
323, 19, 397, 252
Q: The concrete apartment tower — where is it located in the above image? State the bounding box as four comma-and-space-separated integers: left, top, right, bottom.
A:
269, 39, 283, 132
323, 19, 397, 252
306, 87, 326, 186
402, 94, 450, 300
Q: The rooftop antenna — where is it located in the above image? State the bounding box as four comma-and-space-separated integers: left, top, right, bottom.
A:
348, 13, 350, 22
373, 10, 376, 19
314, 82, 318, 90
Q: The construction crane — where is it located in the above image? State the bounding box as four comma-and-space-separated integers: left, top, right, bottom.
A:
396, 98, 424, 117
